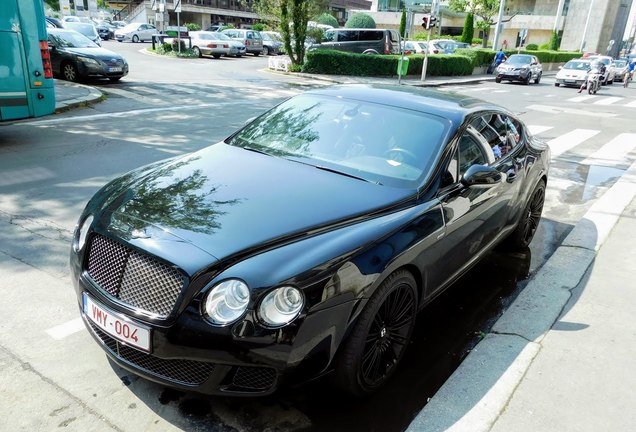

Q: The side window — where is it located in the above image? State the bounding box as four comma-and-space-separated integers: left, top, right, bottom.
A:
359, 30, 382, 41
505, 117, 523, 150
442, 148, 459, 187
389, 30, 399, 41
458, 134, 487, 175
470, 114, 508, 160
338, 30, 358, 42
247, 32, 253, 39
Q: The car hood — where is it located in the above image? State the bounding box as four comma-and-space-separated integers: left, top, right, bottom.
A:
63, 46, 124, 60
104, 143, 414, 261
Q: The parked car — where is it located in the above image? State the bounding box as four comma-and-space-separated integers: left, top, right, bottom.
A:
495, 54, 542, 84
111, 21, 127, 28
64, 21, 102, 46
612, 59, 629, 81
71, 85, 549, 397
429, 38, 458, 53
221, 28, 263, 56
554, 58, 592, 87
205, 24, 222, 32
586, 55, 615, 84
311, 28, 400, 55
46, 16, 64, 28
216, 32, 246, 57
261, 31, 283, 55
95, 21, 116, 40
187, 31, 231, 58
47, 28, 128, 82
402, 40, 428, 54
115, 23, 157, 43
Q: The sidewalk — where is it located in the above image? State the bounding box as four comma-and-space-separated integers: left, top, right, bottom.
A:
407, 159, 636, 432
54, 79, 103, 113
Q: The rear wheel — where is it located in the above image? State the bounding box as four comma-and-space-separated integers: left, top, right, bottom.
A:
335, 270, 417, 396
193, 46, 202, 58
503, 180, 546, 250
253, 51, 260, 56
62, 62, 79, 82
266, 46, 273, 55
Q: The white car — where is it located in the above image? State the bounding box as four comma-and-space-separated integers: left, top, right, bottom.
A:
114, 23, 157, 43
186, 31, 231, 58
402, 40, 428, 54
555, 59, 592, 87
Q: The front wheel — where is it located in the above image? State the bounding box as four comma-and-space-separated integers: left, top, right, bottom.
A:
132, 35, 139, 43
534, 72, 541, 84
588, 82, 594, 94
554, 82, 560, 87
495, 77, 502, 83
62, 62, 79, 82
503, 180, 546, 250
335, 270, 418, 396
253, 51, 260, 56
523, 74, 530, 85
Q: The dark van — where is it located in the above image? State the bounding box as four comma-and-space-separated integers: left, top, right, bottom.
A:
313, 28, 400, 55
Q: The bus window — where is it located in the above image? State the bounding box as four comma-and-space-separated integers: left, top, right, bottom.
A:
0, 0, 56, 121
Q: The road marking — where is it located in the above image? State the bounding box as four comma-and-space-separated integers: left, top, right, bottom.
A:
526, 104, 616, 117
548, 129, 600, 158
527, 125, 553, 135
581, 133, 636, 166
493, 90, 509, 93
46, 317, 85, 340
103, 86, 165, 104
624, 100, 636, 107
593, 96, 622, 105
568, 95, 596, 102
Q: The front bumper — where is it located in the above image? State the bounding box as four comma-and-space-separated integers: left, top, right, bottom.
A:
555, 78, 585, 87
77, 61, 129, 79
496, 70, 530, 82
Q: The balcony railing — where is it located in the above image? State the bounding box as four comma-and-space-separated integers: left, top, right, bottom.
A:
179, 0, 255, 12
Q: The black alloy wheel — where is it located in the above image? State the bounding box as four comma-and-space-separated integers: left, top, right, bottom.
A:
335, 270, 418, 396
503, 180, 546, 250
523, 73, 531, 85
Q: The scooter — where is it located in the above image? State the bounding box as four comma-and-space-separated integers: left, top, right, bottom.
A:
586, 69, 601, 94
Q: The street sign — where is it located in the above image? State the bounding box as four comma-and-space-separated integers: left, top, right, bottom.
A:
174, 0, 181, 13
155, 12, 163, 22
151, 0, 157, 11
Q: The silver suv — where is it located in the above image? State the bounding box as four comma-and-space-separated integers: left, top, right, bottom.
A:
221, 29, 263, 56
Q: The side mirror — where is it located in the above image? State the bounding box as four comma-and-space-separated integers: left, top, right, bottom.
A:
461, 164, 502, 187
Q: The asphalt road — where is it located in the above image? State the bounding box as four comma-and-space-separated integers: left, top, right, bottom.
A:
1, 43, 635, 431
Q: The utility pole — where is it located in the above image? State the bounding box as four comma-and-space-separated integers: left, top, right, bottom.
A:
553, 0, 566, 32
580, 0, 595, 52
492, 0, 506, 51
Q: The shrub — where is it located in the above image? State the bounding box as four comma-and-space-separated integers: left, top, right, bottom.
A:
538, 43, 550, 50
526, 43, 539, 50
461, 13, 474, 44
252, 23, 265, 31
160, 42, 172, 53
171, 39, 187, 52
315, 13, 339, 28
454, 48, 494, 67
549, 30, 560, 51
399, 9, 406, 38
345, 13, 376, 29
307, 27, 325, 44
301, 49, 473, 76
184, 23, 201, 31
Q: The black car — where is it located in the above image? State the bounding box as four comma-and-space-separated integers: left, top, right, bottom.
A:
495, 54, 543, 85
71, 85, 549, 396
95, 21, 116, 40
45, 16, 64, 28
47, 28, 128, 82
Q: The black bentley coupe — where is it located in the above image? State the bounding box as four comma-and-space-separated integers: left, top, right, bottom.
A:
71, 85, 549, 396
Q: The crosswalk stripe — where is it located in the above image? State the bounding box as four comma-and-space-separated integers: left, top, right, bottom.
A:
593, 97, 622, 105
581, 133, 636, 166
548, 129, 599, 158
527, 125, 553, 135
625, 100, 636, 107
568, 95, 596, 103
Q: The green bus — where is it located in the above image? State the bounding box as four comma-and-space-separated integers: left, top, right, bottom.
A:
0, 0, 55, 121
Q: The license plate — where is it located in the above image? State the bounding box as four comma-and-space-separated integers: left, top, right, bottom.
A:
565, 79, 575, 83
83, 293, 151, 352
109, 67, 122, 72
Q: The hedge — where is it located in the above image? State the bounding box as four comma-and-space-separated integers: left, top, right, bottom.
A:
302, 49, 473, 76
455, 48, 583, 67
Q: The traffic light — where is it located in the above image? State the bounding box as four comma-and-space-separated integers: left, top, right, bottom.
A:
421, 15, 429, 30
429, 15, 438, 28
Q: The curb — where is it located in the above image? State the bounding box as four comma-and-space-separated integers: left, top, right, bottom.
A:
407, 158, 636, 432
54, 82, 104, 113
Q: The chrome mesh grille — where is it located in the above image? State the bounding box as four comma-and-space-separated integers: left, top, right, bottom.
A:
232, 366, 277, 390
87, 234, 185, 318
88, 322, 215, 386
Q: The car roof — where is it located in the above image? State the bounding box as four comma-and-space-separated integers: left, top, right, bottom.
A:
304, 85, 506, 125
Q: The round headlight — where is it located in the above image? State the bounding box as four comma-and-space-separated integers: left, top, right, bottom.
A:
203, 279, 250, 326
75, 214, 93, 252
259, 286, 304, 327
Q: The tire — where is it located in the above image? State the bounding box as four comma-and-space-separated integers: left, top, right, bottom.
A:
608, 79, 613, 85
523, 74, 530, 85
213, 54, 222, 59
266, 46, 273, 56
495, 77, 502, 83
62, 62, 79, 82
132, 35, 139, 43
534, 72, 541, 84
253, 51, 260, 56
335, 270, 418, 396
236, 54, 243, 58
588, 83, 594, 94
193, 46, 202, 58
554, 83, 560, 87
503, 180, 546, 250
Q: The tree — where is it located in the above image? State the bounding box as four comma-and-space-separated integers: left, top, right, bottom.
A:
345, 13, 376, 29
253, 23, 265, 31
399, 9, 406, 38
315, 12, 339, 28
255, 0, 329, 66
549, 30, 560, 51
449, 0, 499, 48
44, 0, 59, 10
461, 12, 474, 44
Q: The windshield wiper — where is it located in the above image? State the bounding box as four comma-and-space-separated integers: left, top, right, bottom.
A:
315, 165, 382, 185
242, 146, 273, 157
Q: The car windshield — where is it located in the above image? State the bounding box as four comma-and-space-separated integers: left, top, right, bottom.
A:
614, 60, 627, 67
122, 23, 141, 31
65, 22, 97, 38
507, 55, 532, 64
49, 30, 98, 48
226, 94, 449, 188
216, 33, 232, 41
564, 61, 590, 70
